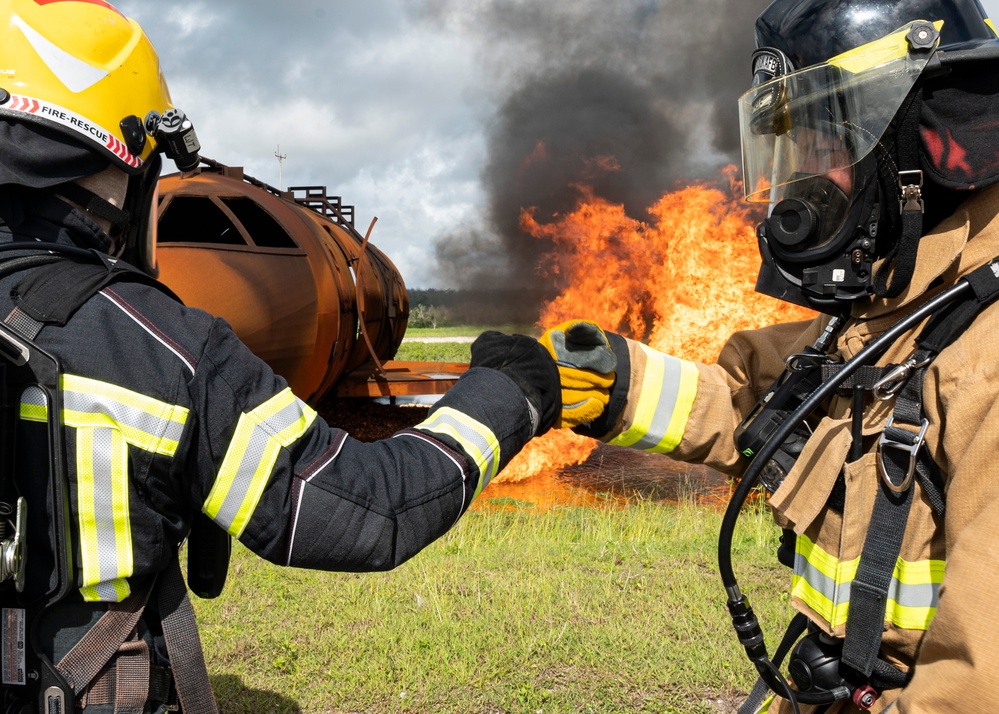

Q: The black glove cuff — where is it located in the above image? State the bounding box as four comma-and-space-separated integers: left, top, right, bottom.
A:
572, 331, 630, 440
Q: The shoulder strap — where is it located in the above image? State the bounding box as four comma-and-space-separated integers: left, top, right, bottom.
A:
6, 254, 178, 339
842, 258, 999, 681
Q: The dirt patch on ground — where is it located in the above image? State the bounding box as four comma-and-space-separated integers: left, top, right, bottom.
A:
317, 398, 430, 442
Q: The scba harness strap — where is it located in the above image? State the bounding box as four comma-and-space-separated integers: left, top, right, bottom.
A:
841, 261, 999, 684
740, 259, 999, 712
0, 250, 219, 713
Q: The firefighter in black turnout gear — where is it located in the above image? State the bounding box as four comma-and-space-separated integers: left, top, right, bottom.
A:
0, 1, 559, 711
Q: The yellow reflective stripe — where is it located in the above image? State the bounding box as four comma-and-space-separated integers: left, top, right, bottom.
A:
755, 694, 776, 714
793, 534, 944, 631
80, 579, 130, 603
204, 389, 317, 538
660, 360, 698, 452
61, 375, 189, 456
987, 19, 998, 38
76, 427, 133, 603
415, 407, 500, 497
828, 20, 943, 74
609, 345, 698, 454
792, 571, 851, 628
19, 386, 48, 423
19, 378, 188, 603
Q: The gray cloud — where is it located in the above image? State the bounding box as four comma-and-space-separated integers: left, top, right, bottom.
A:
116, 0, 774, 294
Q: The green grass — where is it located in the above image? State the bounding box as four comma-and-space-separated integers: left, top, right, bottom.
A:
194, 499, 792, 713
404, 325, 539, 339
394, 341, 472, 362
394, 324, 539, 362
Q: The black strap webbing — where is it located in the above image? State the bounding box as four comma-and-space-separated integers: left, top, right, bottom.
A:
874, 89, 924, 299
918, 261, 999, 353
53, 578, 155, 695
158, 557, 219, 713
820, 364, 889, 392
842, 365, 942, 680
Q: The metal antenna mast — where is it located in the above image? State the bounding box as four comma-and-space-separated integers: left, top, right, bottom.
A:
275, 144, 287, 190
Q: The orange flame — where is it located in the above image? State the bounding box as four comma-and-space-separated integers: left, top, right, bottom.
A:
491, 166, 814, 487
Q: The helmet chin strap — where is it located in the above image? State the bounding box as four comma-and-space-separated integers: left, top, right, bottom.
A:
55, 182, 131, 240
873, 88, 925, 299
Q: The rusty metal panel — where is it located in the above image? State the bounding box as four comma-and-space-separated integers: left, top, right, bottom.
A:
335, 361, 469, 399
156, 164, 427, 405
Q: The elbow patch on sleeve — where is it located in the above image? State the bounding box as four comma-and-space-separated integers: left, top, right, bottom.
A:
287, 475, 464, 571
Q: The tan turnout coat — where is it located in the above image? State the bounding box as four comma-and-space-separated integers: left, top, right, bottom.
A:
599, 184, 999, 713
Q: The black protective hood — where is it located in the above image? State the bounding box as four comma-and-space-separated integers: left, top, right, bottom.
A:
0, 119, 109, 189
919, 57, 999, 190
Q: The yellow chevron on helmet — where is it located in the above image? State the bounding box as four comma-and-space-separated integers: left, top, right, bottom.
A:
0, 0, 174, 172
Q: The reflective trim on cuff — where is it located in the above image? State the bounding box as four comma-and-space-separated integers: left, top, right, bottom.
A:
608, 344, 698, 454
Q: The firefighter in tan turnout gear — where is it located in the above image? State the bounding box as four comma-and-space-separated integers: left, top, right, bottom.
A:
540, 0, 999, 712
0, 1, 559, 711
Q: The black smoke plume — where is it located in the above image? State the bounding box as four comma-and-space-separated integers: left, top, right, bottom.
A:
416, 0, 772, 318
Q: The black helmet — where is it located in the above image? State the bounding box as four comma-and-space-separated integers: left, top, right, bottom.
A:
741, 0, 999, 310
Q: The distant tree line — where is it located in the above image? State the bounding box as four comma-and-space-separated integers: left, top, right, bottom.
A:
407, 288, 557, 328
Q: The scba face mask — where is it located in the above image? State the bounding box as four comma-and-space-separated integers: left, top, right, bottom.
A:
739, 20, 941, 309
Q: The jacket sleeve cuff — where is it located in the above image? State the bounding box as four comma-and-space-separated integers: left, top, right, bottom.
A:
580, 336, 699, 454
572, 331, 631, 440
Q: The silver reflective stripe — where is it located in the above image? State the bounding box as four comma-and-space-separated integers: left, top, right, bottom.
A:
794, 535, 943, 630
205, 389, 317, 538
414, 407, 500, 497
608, 344, 698, 454
32, 375, 189, 603
77, 427, 132, 603
62, 375, 189, 456
630, 351, 685, 451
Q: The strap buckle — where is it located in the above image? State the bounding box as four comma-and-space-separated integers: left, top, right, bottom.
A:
872, 353, 933, 401
877, 414, 929, 493
785, 352, 833, 373
898, 170, 925, 214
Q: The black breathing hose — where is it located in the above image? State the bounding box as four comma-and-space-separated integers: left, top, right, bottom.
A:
717, 277, 975, 711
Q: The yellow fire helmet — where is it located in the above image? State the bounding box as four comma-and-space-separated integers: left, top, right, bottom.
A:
0, 0, 199, 175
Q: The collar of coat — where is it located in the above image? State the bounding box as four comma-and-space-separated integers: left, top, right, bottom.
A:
855, 183, 999, 320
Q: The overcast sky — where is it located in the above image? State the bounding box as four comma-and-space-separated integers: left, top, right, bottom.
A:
115, 0, 999, 290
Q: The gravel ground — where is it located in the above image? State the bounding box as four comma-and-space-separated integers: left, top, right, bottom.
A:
317, 397, 429, 441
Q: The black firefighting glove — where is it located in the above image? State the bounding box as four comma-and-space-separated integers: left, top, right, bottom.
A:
539, 320, 617, 429
470, 331, 560, 436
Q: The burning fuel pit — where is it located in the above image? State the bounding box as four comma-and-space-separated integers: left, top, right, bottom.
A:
558, 444, 730, 505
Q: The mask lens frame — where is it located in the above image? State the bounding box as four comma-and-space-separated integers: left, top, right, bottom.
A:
739, 20, 938, 203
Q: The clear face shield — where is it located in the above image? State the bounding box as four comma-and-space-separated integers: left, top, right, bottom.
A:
739, 21, 939, 255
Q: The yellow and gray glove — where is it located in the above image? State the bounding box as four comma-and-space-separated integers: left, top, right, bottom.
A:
539, 320, 617, 429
